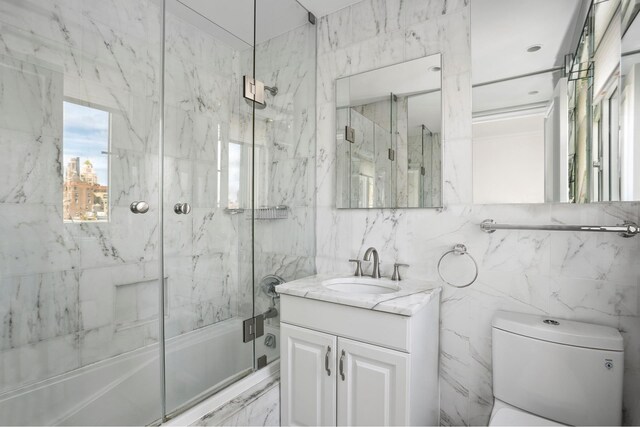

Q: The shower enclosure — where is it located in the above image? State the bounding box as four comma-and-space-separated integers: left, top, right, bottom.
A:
0, 0, 316, 424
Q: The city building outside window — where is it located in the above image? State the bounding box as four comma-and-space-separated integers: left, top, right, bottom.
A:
63, 100, 110, 222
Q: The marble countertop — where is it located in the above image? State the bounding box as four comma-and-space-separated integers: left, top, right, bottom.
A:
275, 274, 441, 316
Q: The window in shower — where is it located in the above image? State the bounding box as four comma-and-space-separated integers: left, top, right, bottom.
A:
227, 141, 253, 209
62, 100, 110, 222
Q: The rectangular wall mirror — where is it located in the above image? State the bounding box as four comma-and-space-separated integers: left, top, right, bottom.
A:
471, 0, 640, 204
335, 53, 443, 209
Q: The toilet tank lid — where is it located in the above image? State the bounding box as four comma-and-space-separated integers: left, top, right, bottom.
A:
492, 311, 623, 351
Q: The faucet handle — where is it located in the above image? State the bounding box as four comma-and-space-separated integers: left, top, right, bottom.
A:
348, 259, 364, 277
391, 263, 409, 281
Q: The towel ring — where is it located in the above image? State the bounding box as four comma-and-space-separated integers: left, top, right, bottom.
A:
437, 244, 478, 288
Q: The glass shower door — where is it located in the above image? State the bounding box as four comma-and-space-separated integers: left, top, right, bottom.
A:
162, 0, 256, 415
253, 0, 317, 368
0, 0, 164, 425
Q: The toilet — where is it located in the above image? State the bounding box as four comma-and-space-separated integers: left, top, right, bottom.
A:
489, 311, 624, 426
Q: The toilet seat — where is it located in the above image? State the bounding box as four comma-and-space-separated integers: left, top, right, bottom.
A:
489, 399, 565, 426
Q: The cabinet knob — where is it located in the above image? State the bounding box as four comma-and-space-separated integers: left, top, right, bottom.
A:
339, 350, 346, 381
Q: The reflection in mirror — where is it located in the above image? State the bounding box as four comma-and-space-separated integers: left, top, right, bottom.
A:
335, 54, 443, 208
621, 0, 640, 200
472, 0, 638, 204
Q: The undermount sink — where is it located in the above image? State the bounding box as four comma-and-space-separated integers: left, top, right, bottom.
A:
322, 278, 400, 295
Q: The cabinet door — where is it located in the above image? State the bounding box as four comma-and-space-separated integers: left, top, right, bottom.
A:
281, 323, 337, 426
337, 338, 409, 426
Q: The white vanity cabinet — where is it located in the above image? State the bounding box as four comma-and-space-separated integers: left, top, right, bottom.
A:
279, 287, 440, 427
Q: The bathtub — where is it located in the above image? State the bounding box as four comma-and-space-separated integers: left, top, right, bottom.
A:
0, 318, 280, 426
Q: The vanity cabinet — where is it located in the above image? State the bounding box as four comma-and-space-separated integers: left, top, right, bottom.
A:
279, 289, 440, 427
281, 324, 410, 426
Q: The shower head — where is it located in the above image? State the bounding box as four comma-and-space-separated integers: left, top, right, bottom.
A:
265, 85, 278, 96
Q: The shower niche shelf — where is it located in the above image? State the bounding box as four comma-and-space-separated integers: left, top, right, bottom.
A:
223, 205, 289, 220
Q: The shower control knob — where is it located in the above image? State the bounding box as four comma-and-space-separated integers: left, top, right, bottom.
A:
130, 201, 150, 214
174, 202, 192, 215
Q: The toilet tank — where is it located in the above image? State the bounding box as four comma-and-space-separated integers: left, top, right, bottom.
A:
492, 311, 624, 426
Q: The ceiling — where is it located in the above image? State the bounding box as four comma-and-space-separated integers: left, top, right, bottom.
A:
337, 54, 442, 107
473, 71, 560, 116
298, 0, 361, 18
172, 0, 357, 50
471, 0, 585, 85
471, 0, 589, 116
408, 92, 442, 132
175, 0, 310, 48
335, 54, 442, 133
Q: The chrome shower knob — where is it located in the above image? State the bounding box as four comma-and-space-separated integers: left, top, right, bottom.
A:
130, 201, 150, 214
173, 202, 192, 215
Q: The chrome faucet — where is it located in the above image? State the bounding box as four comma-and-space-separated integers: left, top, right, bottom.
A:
363, 247, 381, 278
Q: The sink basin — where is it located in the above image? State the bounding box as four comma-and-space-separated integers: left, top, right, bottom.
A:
322, 278, 399, 295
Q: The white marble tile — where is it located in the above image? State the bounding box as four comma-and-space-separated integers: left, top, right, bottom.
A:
403, 0, 469, 27
0, 270, 80, 351
347, 29, 405, 74
220, 384, 280, 427
318, 7, 352, 54
350, 0, 403, 44
193, 377, 280, 427
0, 131, 62, 205
0, 54, 63, 138
0, 332, 80, 394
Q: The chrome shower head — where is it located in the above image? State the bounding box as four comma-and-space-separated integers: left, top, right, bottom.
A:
265, 85, 278, 96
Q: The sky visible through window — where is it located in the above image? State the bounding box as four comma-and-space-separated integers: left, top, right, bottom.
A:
63, 101, 110, 222
63, 101, 109, 185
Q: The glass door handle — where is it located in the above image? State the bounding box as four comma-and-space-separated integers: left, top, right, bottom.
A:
130, 201, 150, 214
174, 202, 192, 215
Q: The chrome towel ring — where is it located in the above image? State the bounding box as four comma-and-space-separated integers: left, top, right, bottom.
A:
437, 244, 479, 288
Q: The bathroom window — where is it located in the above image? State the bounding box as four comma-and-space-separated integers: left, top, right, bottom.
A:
227, 141, 253, 210
63, 100, 110, 222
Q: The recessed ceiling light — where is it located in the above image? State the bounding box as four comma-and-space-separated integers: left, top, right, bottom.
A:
529, 90, 539, 95
527, 45, 542, 53
429, 66, 441, 72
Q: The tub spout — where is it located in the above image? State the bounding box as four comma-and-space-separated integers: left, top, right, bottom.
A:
263, 306, 278, 319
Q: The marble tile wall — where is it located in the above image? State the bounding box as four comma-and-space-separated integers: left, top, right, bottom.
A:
0, 0, 164, 398
314, 0, 640, 425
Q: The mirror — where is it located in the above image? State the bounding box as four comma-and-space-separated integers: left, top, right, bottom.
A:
621, 0, 640, 200
471, 0, 640, 204
335, 54, 443, 208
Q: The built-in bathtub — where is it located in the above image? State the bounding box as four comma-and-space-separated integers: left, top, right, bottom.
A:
0, 318, 280, 426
